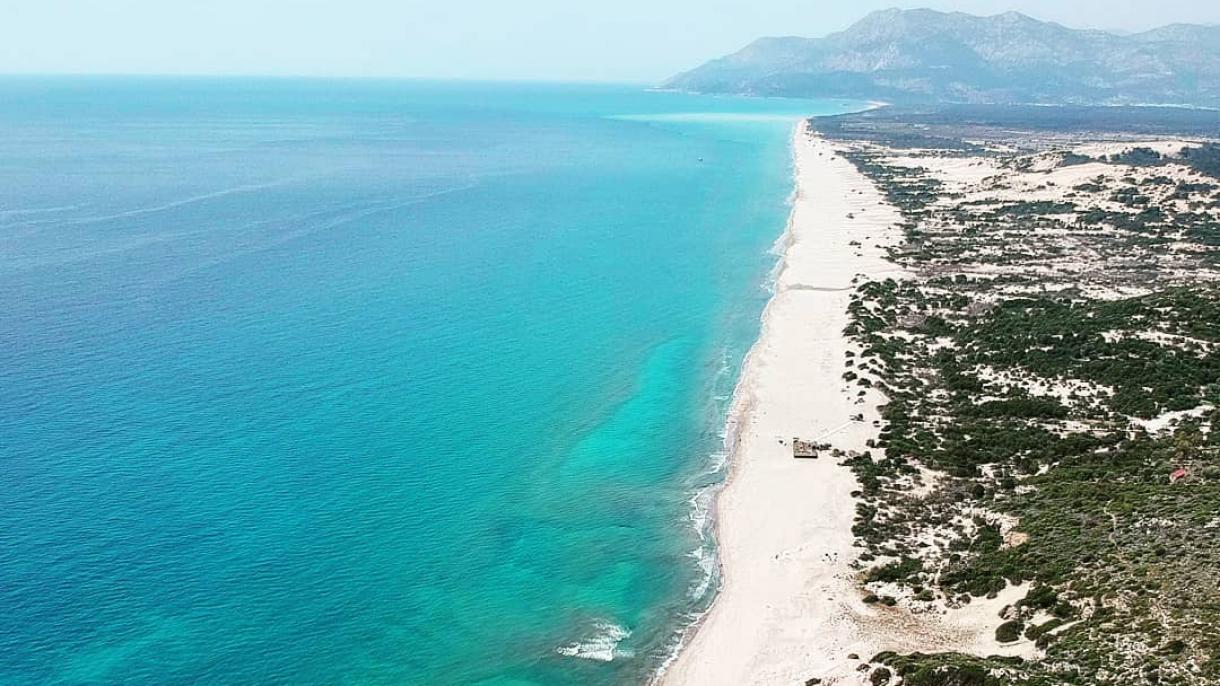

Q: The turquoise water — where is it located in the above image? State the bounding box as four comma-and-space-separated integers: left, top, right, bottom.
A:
0, 78, 855, 685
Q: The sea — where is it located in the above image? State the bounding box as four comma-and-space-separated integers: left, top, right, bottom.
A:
0, 78, 856, 685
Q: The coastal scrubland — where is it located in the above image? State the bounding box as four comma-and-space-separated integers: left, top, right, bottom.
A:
810, 107, 1220, 686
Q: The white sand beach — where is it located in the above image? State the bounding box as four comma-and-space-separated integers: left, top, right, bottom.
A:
660, 124, 1030, 686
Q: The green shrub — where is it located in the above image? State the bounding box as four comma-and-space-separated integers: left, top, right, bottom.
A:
996, 620, 1024, 643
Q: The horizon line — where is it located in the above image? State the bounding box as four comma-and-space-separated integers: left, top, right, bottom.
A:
0, 71, 661, 87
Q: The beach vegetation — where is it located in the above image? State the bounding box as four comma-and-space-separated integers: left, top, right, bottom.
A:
827, 119, 1220, 685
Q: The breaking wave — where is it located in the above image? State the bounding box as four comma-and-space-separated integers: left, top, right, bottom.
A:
555, 622, 633, 662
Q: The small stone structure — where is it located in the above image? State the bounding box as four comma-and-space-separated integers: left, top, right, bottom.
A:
792, 438, 819, 459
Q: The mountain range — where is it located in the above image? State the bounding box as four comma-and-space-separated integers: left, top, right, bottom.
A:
665, 9, 1220, 107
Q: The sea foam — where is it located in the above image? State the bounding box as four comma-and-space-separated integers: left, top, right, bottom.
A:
555, 622, 633, 662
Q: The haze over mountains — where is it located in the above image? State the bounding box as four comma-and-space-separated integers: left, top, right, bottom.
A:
666, 8, 1220, 107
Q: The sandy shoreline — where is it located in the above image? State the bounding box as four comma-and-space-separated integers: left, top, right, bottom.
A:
658, 121, 902, 685
660, 123, 1025, 685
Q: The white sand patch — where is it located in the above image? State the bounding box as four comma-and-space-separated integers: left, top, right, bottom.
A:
1131, 405, 1215, 435
1071, 140, 1202, 159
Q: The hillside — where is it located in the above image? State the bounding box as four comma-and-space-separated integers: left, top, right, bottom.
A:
665, 9, 1220, 106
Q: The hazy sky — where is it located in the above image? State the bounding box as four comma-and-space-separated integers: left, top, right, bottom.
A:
3, 0, 1219, 82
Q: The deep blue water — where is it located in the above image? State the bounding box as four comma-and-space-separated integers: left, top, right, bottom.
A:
0, 78, 855, 685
